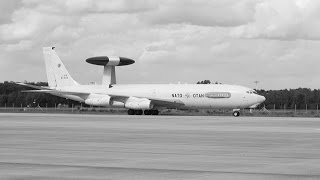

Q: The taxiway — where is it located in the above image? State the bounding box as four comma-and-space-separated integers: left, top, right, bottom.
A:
0, 113, 320, 179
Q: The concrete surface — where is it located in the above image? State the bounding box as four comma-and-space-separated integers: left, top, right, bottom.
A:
0, 113, 320, 179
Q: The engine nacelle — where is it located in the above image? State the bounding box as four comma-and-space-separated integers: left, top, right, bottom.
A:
85, 95, 111, 106
125, 97, 153, 110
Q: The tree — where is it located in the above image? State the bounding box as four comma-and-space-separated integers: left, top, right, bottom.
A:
197, 80, 211, 84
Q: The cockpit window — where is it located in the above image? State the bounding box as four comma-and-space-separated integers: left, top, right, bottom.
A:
246, 90, 257, 94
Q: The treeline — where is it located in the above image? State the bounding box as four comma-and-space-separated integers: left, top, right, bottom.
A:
0, 81, 80, 107
197, 80, 222, 84
257, 89, 320, 110
1, 81, 320, 110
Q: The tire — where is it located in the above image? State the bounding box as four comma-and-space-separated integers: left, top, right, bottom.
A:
135, 110, 143, 115
151, 110, 159, 115
128, 109, 135, 115
144, 110, 151, 115
233, 111, 240, 117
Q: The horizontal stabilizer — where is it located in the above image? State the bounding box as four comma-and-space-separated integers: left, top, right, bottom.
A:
16, 82, 89, 96
16, 82, 51, 90
22, 89, 89, 96
21, 90, 55, 93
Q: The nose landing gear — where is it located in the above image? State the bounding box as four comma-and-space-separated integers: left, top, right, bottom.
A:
233, 109, 240, 117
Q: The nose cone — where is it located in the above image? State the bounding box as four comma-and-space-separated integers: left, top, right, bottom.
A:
257, 95, 266, 103
249, 95, 266, 109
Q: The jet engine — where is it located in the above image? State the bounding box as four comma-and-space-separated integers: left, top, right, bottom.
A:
124, 97, 153, 110
85, 94, 125, 107
85, 95, 111, 106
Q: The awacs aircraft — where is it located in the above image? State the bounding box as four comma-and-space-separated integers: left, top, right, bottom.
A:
17, 47, 265, 117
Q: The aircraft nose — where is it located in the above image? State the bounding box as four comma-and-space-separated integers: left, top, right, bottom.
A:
257, 95, 266, 103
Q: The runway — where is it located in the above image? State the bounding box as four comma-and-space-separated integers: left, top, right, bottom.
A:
0, 113, 320, 179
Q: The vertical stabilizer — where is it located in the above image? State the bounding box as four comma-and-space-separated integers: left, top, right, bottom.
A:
43, 47, 79, 87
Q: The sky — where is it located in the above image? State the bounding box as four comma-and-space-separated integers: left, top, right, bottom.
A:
1, 0, 320, 90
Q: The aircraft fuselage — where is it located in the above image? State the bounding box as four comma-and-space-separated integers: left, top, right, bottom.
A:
53, 84, 265, 109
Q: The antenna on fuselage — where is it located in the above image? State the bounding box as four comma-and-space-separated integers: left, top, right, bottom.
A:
86, 56, 135, 86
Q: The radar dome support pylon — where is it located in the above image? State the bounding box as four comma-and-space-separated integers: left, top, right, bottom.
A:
86, 56, 135, 86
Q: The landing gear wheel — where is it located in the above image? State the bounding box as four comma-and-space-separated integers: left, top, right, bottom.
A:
135, 110, 143, 115
144, 110, 151, 115
151, 110, 159, 115
128, 109, 135, 115
233, 111, 240, 117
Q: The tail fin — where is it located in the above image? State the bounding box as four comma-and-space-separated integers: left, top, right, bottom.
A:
43, 47, 79, 87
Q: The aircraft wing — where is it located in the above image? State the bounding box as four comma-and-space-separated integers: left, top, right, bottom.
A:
108, 94, 185, 108
148, 97, 185, 108
17, 81, 185, 108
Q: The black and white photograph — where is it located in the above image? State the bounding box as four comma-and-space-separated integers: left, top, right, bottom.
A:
0, 0, 320, 179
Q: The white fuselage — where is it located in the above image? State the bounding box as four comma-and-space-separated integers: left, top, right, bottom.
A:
53, 84, 265, 109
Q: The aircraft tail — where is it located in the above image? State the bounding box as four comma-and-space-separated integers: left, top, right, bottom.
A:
43, 47, 79, 87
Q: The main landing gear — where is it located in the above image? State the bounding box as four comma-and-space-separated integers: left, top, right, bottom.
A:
128, 109, 159, 115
